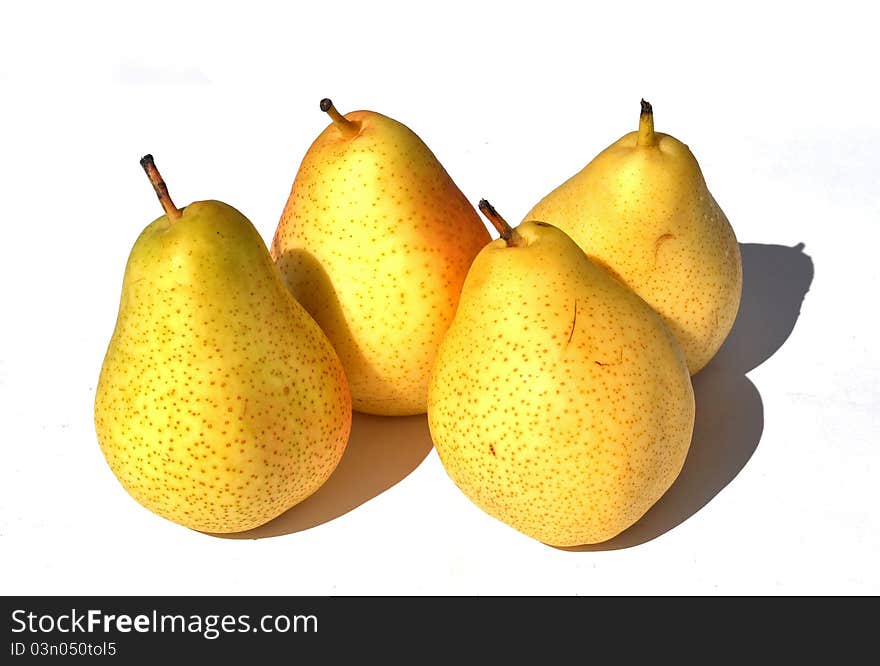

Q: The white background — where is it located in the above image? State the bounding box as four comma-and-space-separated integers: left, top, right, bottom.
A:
1, 1, 877, 595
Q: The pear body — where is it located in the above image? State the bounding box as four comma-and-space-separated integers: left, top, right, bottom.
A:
271, 109, 490, 415
95, 201, 352, 533
427, 222, 695, 546
525, 126, 741, 374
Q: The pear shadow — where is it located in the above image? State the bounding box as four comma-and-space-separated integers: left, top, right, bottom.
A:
274, 248, 390, 404
566, 242, 815, 551
214, 412, 434, 539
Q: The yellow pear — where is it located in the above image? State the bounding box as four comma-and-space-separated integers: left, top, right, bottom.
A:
271, 99, 491, 416
427, 201, 695, 547
95, 156, 352, 533
525, 100, 742, 374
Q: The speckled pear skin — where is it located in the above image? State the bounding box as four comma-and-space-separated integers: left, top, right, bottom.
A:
525, 107, 742, 375
427, 221, 695, 547
95, 200, 352, 533
271, 107, 491, 416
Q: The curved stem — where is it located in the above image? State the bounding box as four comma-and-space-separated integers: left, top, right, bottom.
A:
478, 199, 523, 247
637, 98, 656, 147
140, 155, 181, 222
320, 98, 361, 138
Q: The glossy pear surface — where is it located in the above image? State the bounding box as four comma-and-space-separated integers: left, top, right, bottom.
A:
428, 221, 695, 546
95, 200, 352, 533
271, 105, 490, 415
525, 107, 741, 374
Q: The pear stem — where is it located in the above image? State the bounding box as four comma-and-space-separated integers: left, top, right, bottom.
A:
478, 199, 523, 247
140, 155, 182, 222
320, 98, 361, 139
637, 99, 657, 147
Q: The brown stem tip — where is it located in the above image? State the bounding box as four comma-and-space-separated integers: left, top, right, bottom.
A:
140, 154, 181, 222
640, 98, 653, 117
478, 199, 522, 247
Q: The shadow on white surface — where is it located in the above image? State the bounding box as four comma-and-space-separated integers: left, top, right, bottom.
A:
214, 412, 433, 540
566, 242, 815, 551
